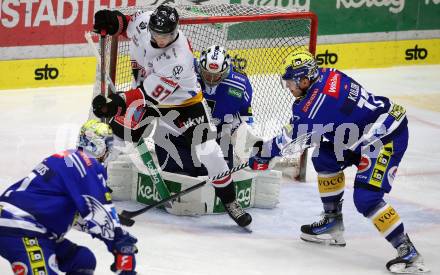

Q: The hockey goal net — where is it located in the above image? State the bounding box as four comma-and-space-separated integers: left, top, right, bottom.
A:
90, 4, 317, 181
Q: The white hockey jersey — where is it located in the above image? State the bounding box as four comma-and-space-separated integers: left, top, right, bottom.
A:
125, 11, 202, 107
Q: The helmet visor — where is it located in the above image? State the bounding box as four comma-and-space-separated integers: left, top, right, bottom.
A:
280, 76, 300, 90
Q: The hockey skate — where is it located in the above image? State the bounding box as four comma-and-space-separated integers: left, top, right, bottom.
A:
300, 210, 346, 247
386, 234, 430, 274
224, 200, 252, 227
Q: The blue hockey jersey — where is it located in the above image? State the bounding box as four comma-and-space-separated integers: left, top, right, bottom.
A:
268, 68, 407, 157
0, 149, 121, 242
197, 65, 253, 131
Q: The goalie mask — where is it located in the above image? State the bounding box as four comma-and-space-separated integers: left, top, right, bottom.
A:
199, 45, 231, 86
281, 49, 319, 88
77, 119, 114, 162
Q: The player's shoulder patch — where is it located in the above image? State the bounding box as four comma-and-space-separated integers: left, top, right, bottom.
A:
322, 71, 341, 98
230, 70, 247, 83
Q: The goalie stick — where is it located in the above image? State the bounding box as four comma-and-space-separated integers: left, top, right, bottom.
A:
118, 131, 314, 226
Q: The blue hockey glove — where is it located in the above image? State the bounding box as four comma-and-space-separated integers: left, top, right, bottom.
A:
110, 228, 138, 274
249, 140, 274, 170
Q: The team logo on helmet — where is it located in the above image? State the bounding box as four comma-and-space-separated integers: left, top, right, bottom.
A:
209, 63, 219, 70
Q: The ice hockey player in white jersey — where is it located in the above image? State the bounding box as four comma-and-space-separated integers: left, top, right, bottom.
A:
0, 120, 138, 275
92, 5, 252, 227
155, 45, 253, 174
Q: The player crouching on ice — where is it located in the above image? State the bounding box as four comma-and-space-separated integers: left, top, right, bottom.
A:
0, 120, 137, 275
249, 49, 429, 274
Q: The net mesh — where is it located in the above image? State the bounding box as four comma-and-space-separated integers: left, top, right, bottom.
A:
91, 4, 316, 177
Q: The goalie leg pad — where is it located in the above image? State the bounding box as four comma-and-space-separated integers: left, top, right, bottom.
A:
165, 201, 207, 216
253, 170, 282, 208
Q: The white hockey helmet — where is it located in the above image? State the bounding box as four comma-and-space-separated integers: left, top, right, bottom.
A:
199, 45, 231, 86
77, 119, 114, 162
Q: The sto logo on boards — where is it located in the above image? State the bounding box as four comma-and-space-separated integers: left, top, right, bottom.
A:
405, 45, 428, 61
34, 64, 59, 80
316, 50, 338, 65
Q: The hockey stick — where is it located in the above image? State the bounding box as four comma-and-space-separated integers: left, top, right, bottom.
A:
99, 31, 106, 98
85, 31, 117, 93
118, 161, 250, 226
118, 131, 314, 227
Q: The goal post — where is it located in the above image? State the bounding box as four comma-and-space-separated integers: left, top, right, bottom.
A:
91, 4, 318, 181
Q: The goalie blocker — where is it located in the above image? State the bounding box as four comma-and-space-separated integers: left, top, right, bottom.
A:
107, 156, 281, 216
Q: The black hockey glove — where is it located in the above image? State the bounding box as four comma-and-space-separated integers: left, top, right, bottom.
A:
93, 10, 127, 36
92, 93, 126, 118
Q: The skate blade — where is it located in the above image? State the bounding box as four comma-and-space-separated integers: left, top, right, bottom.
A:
388, 262, 430, 274
241, 225, 253, 233
300, 233, 346, 247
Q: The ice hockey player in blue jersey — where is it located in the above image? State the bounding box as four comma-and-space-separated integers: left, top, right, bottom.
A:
249, 49, 429, 274
198, 45, 254, 168
0, 120, 138, 275
155, 45, 253, 173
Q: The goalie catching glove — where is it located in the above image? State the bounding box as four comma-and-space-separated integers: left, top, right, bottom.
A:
92, 93, 126, 118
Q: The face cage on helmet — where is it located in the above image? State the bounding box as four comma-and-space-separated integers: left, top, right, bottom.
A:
200, 66, 229, 86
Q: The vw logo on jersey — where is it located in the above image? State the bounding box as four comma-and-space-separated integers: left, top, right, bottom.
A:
173, 65, 183, 79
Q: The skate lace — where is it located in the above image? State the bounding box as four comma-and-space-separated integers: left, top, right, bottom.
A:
311, 214, 328, 228
225, 201, 245, 219
397, 242, 417, 260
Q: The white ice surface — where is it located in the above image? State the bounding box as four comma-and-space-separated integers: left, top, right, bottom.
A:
0, 65, 439, 275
